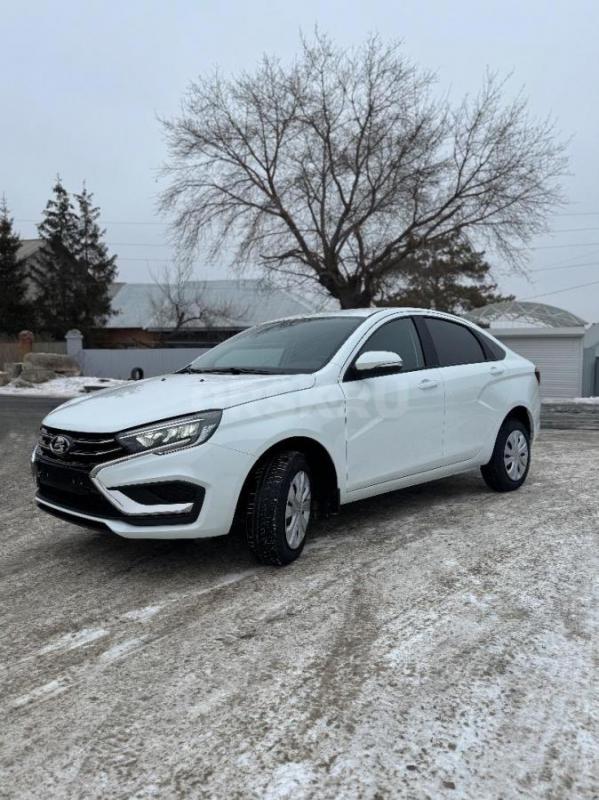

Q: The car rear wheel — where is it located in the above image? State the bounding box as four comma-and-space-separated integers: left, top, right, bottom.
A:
245, 450, 312, 566
481, 418, 531, 492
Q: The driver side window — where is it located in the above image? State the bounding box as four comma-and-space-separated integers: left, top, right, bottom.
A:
358, 317, 424, 372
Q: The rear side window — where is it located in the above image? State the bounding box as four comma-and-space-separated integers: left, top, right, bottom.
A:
424, 317, 486, 367
479, 334, 506, 361
357, 317, 424, 372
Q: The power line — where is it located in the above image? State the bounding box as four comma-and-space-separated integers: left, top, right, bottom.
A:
530, 259, 599, 273
549, 226, 599, 233
15, 210, 599, 225
14, 218, 169, 226
553, 211, 599, 217
523, 278, 599, 300
103, 237, 599, 249
14, 217, 599, 257
108, 256, 177, 262
540, 249, 599, 268
19, 235, 599, 253
15, 217, 599, 232
530, 241, 599, 250
108, 242, 171, 247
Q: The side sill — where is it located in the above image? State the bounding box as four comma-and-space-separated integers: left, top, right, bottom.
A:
340, 458, 481, 503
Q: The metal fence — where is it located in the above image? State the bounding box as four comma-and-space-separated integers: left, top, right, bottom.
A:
78, 348, 210, 379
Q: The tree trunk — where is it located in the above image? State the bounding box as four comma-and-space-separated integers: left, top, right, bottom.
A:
337, 290, 371, 309
322, 271, 372, 309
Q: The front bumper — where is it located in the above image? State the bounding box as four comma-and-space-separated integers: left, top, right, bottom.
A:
34, 441, 253, 540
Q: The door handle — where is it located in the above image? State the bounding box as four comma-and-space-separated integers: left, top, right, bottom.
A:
490, 365, 505, 375
418, 378, 439, 390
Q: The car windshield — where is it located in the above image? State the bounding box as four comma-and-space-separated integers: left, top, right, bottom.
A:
185, 316, 364, 375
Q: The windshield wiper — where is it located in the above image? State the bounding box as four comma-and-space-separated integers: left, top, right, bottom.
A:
201, 367, 274, 375
179, 366, 274, 375
178, 366, 206, 374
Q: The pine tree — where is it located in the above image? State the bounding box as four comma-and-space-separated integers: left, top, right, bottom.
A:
378, 234, 514, 314
29, 177, 83, 337
0, 197, 30, 334
73, 184, 117, 329
28, 178, 117, 337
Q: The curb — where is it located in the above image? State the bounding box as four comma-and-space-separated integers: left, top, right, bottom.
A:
541, 402, 599, 431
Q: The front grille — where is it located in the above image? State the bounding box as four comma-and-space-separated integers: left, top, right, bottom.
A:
38, 426, 127, 471
35, 457, 121, 517
34, 458, 204, 527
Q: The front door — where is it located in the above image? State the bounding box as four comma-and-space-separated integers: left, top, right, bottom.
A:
341, 316, 445, 492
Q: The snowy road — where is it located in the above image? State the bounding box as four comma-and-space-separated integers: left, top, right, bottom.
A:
1, 400, 597, 799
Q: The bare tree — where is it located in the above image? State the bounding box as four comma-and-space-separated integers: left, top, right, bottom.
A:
149, 262, 240, 330
160, 33, 567, 309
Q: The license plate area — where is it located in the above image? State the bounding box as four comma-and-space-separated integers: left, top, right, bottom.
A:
36, 461, 94, 496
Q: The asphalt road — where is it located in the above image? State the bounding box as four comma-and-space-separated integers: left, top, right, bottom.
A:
1, 397, 597, 799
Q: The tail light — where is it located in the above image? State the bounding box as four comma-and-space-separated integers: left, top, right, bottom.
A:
534, 367, 541, 385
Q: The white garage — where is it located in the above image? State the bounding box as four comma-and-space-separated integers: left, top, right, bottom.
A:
492, 329, 584, 398
466, 301, 587, 399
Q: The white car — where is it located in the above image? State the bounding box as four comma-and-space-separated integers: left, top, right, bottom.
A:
33, 309, 541, 566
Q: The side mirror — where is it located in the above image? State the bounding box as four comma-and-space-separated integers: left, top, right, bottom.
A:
354, 350, 404, 373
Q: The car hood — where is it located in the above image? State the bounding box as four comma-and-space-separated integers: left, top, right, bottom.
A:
43, 373, 316, 433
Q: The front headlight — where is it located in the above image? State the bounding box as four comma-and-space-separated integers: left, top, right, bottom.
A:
117, 410, 222, 455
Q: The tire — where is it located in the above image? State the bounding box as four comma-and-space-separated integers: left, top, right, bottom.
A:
481, 417, 531, 492
245, 450, 313, 566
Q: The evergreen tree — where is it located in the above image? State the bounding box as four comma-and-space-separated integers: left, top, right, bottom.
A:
377, 234, 513, 314
29, 178, 117, 336
29, 177, 82, 337
0, 197, 30, 334
73, 184, 117, 328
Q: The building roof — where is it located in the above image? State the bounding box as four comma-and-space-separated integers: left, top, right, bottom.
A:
465, 300, 587, 329
107, 279, 333, 329
17, 239, 43, 260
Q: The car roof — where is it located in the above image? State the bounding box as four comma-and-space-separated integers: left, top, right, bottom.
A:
270, 307, 471, 322
274, 307, 424, 320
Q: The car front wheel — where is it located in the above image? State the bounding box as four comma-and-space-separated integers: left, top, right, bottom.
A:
245, 450, 313, 566
481, 418, 531, 492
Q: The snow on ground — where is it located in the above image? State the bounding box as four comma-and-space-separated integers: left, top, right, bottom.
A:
2, 420, 598, 800
0, 376, 126, 397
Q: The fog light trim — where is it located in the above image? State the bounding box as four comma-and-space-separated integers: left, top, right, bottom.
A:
106, 489, 193, 516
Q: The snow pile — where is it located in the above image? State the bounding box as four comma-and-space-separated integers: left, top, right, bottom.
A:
544, 397, 599, 405
0, 376, 126, 398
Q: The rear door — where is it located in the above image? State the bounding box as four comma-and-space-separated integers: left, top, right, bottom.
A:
342, 316, 444, 491
418, 316, 497, 464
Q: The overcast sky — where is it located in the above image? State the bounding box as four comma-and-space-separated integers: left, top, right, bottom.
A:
3, 0, 599, 320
